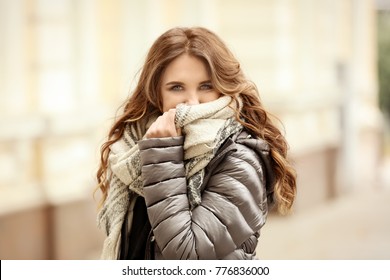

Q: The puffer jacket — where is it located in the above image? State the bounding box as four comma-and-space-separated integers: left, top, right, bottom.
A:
131, 129, 274, 260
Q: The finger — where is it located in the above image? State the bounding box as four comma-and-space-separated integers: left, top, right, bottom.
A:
145, 111, 178, 138
166, 109, 182, 136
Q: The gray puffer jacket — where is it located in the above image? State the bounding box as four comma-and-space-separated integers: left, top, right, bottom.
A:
137, 130, 274, 260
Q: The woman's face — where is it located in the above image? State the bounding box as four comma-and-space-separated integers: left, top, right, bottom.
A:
160, 54, 221, 112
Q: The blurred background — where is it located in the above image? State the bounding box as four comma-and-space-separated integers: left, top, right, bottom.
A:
0, 0, 389, 260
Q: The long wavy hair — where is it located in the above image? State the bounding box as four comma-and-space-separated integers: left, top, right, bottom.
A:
96, 27, 296, 214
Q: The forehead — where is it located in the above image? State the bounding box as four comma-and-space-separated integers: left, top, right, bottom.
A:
162, 54, 210, 82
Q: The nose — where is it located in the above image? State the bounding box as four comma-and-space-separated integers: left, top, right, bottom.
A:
185, 92, 200, 105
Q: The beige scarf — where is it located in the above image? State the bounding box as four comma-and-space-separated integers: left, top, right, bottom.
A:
97, 95, 242, 259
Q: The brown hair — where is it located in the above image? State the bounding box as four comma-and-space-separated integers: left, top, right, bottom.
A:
96, 27, 296, 214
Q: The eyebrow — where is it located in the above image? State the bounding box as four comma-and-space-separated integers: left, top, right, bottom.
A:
164, 80, 212, 86
165, 81, 184, 86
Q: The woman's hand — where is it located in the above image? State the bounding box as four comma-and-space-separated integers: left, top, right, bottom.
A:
145, 109, 182, 139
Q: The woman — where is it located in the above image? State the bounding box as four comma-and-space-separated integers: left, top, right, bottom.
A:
96, 27, 296, 260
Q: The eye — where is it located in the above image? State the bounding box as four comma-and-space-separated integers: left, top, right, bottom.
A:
170, 85, 183, 91
199, 83, 213, 90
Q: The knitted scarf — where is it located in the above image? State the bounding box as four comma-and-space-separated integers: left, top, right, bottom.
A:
97, 95, 242, 259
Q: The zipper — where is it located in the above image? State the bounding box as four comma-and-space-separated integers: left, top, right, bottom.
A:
144, 229, 155, 259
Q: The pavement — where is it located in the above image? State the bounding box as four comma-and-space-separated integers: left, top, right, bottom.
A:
257, 184, 390, 259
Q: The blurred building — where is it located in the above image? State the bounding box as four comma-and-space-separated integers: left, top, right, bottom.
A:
0, 0, 382, 259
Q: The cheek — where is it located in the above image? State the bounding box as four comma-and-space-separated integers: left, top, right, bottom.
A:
162, 93, 182, 112
203, 91, 221, 102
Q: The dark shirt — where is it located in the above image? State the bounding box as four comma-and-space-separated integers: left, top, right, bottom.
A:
120, 196, 152, 259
